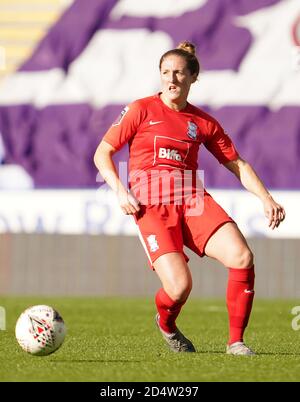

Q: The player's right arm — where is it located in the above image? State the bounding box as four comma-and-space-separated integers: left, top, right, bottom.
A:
94, 101, 144, 215
94, 141, 140, 215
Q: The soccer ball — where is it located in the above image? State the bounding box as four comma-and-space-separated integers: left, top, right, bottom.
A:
15, 305, 66, 356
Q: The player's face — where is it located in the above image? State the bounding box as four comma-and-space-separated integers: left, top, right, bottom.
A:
160, 55, 197, 106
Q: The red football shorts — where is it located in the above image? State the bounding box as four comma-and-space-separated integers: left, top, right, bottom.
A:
134, 191, 234, 269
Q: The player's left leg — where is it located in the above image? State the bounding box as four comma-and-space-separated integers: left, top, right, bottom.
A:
204, 222, 255, 355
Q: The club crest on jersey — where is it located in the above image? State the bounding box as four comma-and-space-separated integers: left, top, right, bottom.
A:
187, 121, 198, 140
112, 106, 129, 126
147, 235, 159, 252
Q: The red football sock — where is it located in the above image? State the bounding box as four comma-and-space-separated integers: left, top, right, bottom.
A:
226, 266, 255, 345
155, 288, 185, 334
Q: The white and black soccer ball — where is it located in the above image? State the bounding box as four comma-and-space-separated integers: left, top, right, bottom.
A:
15, 305, 66, 356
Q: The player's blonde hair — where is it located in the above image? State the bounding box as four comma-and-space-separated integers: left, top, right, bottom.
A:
159, 41, 200, 77
176, 41, 196, 55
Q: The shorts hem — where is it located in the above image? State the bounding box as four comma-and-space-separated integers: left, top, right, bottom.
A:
149, 250, 189, 271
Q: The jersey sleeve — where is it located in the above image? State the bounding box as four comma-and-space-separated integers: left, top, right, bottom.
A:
204, 122, 239, 164
102, 101, 145, 151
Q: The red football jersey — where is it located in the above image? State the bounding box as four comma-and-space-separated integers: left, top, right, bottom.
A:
103, 93, 238, 168
102, 94, 238, 201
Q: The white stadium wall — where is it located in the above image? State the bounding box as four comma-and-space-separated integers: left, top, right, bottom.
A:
0, 189, 299, 298
0, 189, 298, 238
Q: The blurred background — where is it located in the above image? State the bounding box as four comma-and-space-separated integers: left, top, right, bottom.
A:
0, 0, 299, 298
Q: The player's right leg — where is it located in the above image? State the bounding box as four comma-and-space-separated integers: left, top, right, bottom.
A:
153, 252, 196, 352
154, 252, 192, 305
134, 204, 196, 352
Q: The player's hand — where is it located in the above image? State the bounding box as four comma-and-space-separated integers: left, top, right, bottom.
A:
118, 189, 140, 215
263, 195, 286, 230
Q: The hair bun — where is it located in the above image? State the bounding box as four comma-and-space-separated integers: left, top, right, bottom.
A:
177, 41, 196, 55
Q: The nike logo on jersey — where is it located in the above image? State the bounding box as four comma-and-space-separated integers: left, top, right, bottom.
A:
149, 120, 163, 125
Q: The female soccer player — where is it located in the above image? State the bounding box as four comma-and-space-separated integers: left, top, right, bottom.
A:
94, 41, 285, 356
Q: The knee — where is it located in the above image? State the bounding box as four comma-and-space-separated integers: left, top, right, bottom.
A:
228, 246, 254, 269
167, 280, 192, 304
171, 288, 192, 304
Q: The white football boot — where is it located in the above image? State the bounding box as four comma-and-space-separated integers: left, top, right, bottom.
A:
226, 341, 256, 356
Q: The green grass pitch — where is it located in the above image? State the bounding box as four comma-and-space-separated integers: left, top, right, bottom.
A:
1, 297, 300, 382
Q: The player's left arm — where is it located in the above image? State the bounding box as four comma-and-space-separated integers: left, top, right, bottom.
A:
224, 157, 286, 230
